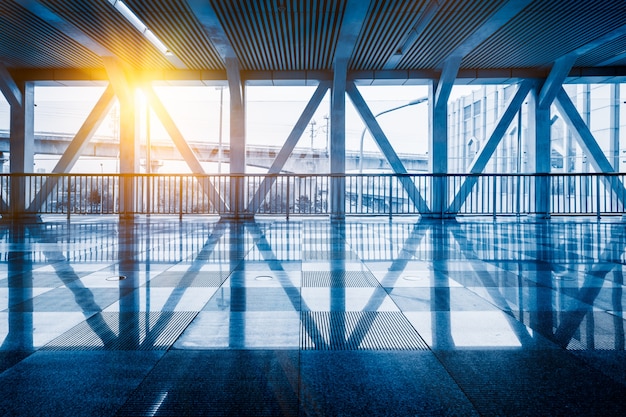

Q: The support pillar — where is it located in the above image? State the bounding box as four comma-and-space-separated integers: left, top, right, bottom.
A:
9, 82, 35, 219
528, 85, 552, 217
330, 59, 347, 220
228, 61, 245, 174
226, 58, 247, 217
103, 59, 139, 218
430, 80, 449, 217
118, 92, 139, 217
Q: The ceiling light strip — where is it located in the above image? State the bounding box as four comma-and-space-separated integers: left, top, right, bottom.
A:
107, 0, 172, 55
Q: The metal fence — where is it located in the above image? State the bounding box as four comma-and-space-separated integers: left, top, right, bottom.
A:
0, 173, 625, 218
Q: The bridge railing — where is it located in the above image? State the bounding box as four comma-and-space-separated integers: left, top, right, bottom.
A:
0, 173, 625, 218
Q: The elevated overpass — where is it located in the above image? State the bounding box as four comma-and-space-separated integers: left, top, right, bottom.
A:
0, 132, 428, 173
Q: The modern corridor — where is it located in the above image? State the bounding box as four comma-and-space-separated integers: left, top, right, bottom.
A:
0, 215, 625, 416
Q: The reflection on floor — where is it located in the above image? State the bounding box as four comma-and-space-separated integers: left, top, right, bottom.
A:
1, 215, 625, 416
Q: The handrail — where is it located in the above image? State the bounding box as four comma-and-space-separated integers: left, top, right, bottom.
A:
0, 172, 624, 218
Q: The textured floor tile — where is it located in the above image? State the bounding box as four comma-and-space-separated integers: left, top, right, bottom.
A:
388, 287, 499, 311
104, 287, 218, 312
43, 311, 198, 350
8, 288, 121, 312
0, 312, 93, 349
301, 287, 399, 311
226, 270, 301, 288
116, 350, 300, 416
404, 311, 550, 349
300, 351, 478, 417
572, 350, 626, 386
435, 349, 626, 416
0, 351, 163, 417
302, 270, 380, 287
203, 287, 301, 311
301, 311, 429, 350
146, 271, 230, 287
0, 287, 54, 310
174, 311, 301, 349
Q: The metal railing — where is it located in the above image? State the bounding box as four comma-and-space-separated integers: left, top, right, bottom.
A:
1, 172, 625, 218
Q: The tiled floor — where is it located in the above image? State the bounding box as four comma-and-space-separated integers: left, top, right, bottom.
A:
1, 215, 625, 416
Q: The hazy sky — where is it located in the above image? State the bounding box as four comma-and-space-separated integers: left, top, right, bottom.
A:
0, 83, 481, 172
2, 83, 480, 148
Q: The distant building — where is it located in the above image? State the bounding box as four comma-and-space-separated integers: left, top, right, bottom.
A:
448, 83, 626, 174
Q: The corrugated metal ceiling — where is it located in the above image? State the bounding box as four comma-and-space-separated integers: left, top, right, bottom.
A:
209, 0, 345, 71
463, 0, 626, 69
0, 0, 624, 77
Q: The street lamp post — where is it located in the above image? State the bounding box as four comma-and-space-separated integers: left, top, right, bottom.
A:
357, 97, 428, 210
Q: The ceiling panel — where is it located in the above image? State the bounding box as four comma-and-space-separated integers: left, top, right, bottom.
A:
0, 1, 101, 69
350, 0, 428, 70
399, 0, 508, 69
462, 0, 626, 69
39, 0, 175, 70
127, 0, 224, 70
0, 0, 623, 78
208, 0, 345, 71
575, 35, 626, 67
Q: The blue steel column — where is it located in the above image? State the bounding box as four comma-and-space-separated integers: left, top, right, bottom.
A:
528, 85, 552, 217
430, 80, 448, 218
330, 59, 347, 220
9, 82, 35, 218
119, 91, 139, 217
227, 58, 247, 218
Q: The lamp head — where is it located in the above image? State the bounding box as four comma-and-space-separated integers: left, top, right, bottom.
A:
408, 97, 428, 105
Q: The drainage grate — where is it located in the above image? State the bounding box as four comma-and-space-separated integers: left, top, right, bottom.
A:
147, 271, 229, 287
302, 271, 380, 287
42, 311, 198, 351
301, 311, 429, 350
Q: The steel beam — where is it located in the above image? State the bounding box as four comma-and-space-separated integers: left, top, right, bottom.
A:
28, 86, 116, 213
187, 0, 239, 61
554, 87, 626, 206
346, 82, 430, 214
15, 0, 114, 58
0, 64, 22, 108
6, 67, 626, 85
48, 86, 116, 174
188, 0, 246, 216
429, 0, 531, 214
334, 0, 372, 62
383, 1, 440, 70
102, 57, 134, 108
539, 22, 626, 109
448, 80, 534, 213
538, 55, 577, 109
446, 0, 533, 61
17, 0, 185, 69
247, 81, 330, 213
142, 86, 228, 212
434, 57, 461, 113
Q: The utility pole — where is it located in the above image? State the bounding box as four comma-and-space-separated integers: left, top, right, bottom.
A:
310, 119, 316, 150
